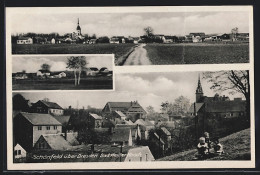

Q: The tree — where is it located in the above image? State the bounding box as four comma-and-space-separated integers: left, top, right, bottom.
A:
146, 106, 155, 114
41, 63, 51, 71
161, 101, 169, 114
66, 56, 88, 86
13, 94, 30, 112
144, 26, 154, 37
203, 70, 250, 120
172, 96, 190, 115
231, 27, 238, 41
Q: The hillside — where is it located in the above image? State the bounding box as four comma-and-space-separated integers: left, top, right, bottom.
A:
158, 128, 251, 161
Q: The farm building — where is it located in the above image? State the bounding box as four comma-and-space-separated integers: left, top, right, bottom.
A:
111, 127, 133, 146
102, 101, 147, 122
13, 112, 62, 151
14, 143, 27, 159
124, 146, 155, 162
31, 100, 64, 116
17, 36, 33, 44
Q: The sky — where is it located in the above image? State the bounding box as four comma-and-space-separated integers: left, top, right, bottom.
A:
14, 71, 244, 112
12, 55, 113, 73
11, 11, 249, 37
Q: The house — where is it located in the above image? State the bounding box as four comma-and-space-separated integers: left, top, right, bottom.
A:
31, 100, 64, 116
110, 36, 125, 44
189, 75, 246, 119
14, 72, 28, 79
50, 72, 66, 78
34, 134, 72, 150
14, 112, 62, 151
109, 37, 120, 44
163, 36, 178, 43
51, 38, 55, 44
17, 36, 33, 44
14, 143, 27, 159
135, 119, 154, 132
36, 70, 51, 77
89, 39, 97, 44
85, 67, 99, 76
124, 146, 155, 162
87, 113, 103, 128
52, 115, 71, 133
111, 127, 133, 146
102, 101, 147, 122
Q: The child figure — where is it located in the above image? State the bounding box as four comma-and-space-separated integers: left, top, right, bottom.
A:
213, 139, 224, 155
197, 137, 208, 159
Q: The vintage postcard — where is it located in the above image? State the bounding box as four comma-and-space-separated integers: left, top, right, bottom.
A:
5, 6, 255, 170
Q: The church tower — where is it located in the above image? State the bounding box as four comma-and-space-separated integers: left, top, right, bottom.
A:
196, 74, 204, 103
76, 18, 81, 36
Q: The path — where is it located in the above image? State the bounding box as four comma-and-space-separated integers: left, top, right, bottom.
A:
123, 44, 152, 65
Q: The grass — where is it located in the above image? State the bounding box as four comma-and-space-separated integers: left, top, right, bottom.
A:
144, 43, 249, 64
12, 76, 113, 90
158, 128, 251, 161
12, 43, 135, 60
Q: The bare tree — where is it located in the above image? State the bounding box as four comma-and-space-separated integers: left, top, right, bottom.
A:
66, 56, 88, 86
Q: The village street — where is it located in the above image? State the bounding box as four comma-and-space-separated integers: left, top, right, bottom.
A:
124, 44, 152, 65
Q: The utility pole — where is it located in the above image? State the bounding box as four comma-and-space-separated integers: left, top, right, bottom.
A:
119, 142, 123, 162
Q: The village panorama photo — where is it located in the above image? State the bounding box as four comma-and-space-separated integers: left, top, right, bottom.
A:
7, 6, 252, 66
10, 70, 253, 167
12, 55, 114, 90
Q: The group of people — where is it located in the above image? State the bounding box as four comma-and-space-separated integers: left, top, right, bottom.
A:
196, 132, 224, 160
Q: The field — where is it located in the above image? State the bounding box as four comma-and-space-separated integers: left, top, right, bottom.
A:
12, 76, 113, 90
12, 43, 135, 61
144, 43, 249, 64
158, 128, 251, 161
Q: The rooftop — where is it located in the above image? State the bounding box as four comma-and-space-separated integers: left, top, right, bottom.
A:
18, 112, 62, 126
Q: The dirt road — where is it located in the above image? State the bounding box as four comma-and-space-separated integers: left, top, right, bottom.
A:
123, 44, 152, 65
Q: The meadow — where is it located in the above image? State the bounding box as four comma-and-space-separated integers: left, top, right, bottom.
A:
12, 76, 113, 90
144, 43, 249, 64
12, 43, 135, 62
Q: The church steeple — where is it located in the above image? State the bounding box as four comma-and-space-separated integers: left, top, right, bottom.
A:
76, 18, 81, 35
196, 74, 204, 103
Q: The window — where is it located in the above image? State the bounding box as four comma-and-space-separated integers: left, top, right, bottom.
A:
14, 150, 21, 155
140, 157, 142, 162
38, 126, 42, 130
54, 126, 57, 130
146, 154, 148, 161
46, 126, 50, 130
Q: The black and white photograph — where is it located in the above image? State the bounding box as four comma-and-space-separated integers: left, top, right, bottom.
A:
5, 5, 255, 171
12, 55, 114, 90
11, 70, 252, 165
8, 6, 252, 66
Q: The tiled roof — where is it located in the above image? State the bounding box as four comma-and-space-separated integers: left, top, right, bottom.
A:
42, 134, 72, 150
111, 127, 131, 143
205, 101, 246, 113
115, 110, 127, 118
89, 113, 102, 120
18, 36, 32, 40
39, 100, 63, 109
19, 112, 62, 126
52, 115, 71, 126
